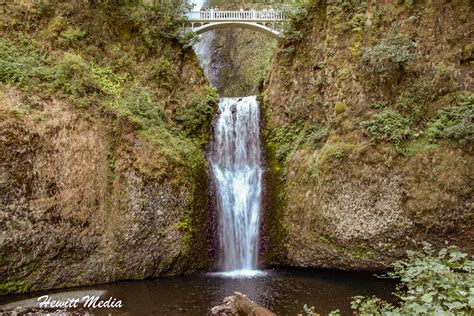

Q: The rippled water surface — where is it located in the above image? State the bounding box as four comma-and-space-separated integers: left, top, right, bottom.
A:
0, 268, 397, 315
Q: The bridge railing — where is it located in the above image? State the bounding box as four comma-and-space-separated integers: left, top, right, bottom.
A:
186, 10, 286, 21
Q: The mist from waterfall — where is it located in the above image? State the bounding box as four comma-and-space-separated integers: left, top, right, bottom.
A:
209, 97, 263, 274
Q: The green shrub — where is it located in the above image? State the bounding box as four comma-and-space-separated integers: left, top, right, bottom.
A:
348, 13, 367, 32
146, 57, 177, 90
48, 16, 67, 37
426, 93, 474, 147
116, 85, 164, 128
175, 86, 218, 142
53, 52, 98, 102
0, 40, 45, 86
128, 1, 190, 49
404, 0, 414, 10
91, 63, 127, 95
58, 27, 86, 47
360, 34, 415, 82
370, 101, 385, 109
396, 94, 425, 123
281, 4, 309, 47
360, 110, 413, 143
350, 244, 474, 315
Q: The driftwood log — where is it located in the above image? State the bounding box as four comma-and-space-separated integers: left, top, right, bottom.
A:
211, 292, 276, 316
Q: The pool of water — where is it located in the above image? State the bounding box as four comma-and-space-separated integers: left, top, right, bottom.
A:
0, 268, 397, 315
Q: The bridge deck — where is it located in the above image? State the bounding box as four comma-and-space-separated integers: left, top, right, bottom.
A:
186, 10, 286, 22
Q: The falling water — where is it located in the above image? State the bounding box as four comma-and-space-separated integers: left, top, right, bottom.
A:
209, 96, 263, 274
191, 0, 217, 85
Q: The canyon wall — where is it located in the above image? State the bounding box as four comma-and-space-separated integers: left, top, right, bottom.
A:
0, 1, 217, 293
209, 28, 276, 96
261, 0, 473, 270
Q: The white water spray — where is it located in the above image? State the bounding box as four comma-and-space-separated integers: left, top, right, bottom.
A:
209, 96, 263, 274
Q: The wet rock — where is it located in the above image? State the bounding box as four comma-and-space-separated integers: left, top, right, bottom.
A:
211, 292, 276, 316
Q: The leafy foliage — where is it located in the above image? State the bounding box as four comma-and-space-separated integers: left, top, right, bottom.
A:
360, 34, 416, 82
280, 0, 317, 49
0, 39, 46, 86
115, 85, 165, 128
127, 0, 193, 49
270, 122, 329, 163
426, 93, 474, 147
360, 110, 413, 143
53, 52, 98, 103
348, 12, 367, 32
175, 86, 218, 143
91, 63, 127, 95
281, 4, 308, 46
58, 27, 86, 47
350, 244, 474, 315
0, 0, 218, 180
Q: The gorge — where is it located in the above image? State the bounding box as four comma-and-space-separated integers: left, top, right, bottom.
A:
0, 0, 473, 315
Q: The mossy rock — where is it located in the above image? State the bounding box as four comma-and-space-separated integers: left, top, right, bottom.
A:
335, 102, 346, 115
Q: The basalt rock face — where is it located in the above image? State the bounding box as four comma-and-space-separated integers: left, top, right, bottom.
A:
0, 1, 217, 293
207, 28, 276, 96
261, 0, 473, 270
0, 88, 212, 293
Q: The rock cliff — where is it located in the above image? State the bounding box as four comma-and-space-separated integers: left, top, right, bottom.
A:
0, 0, 217, 293
261, 0, 473, 270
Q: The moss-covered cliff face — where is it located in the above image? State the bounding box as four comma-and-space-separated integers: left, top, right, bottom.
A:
209, 28, 276, 96
201, 0, 278, 96
0, 1, 217, 294
261, 0, 473, 270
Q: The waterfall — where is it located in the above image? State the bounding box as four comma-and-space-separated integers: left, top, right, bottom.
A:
209, 96, 263, 274
191, 0, 217, 85
190, 0, 264, 275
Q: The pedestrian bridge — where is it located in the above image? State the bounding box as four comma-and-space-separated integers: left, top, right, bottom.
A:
185, 10, 286, 39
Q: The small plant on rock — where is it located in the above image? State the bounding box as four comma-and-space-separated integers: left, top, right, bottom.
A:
425, 93, 473, 148
360, 33, 416, 82
360, 110, 413, 143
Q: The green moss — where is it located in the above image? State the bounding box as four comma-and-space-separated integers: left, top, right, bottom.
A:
269, 122, 329, 164
0, 281, 30, 295
335, 102, 346, 114
395, 140, 437, 157
259, 96, 291, 264
337, 69, 351, 81
177, 210, 193, 232
314, 142, 360, 172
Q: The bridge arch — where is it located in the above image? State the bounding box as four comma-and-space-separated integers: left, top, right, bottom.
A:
192, 21, 281, 39
185, 11, 285, 39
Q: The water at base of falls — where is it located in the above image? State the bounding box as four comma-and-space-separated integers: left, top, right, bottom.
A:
209, 96, 264, 274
